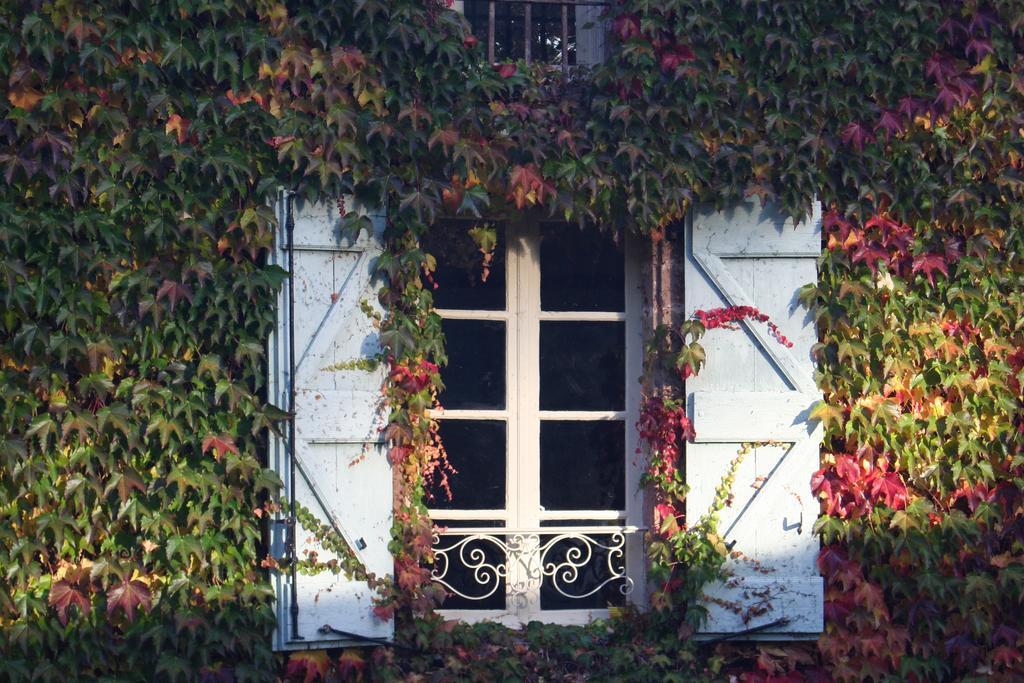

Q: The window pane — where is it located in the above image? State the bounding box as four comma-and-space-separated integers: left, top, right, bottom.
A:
531, 4, 575, 65
540, 421, 625, 510
539, 533, 628, 610
440, 319, 505, 410
429, 420, 506, 510
464, 1, 524, 62
540, 226, 624, 312
423, 221, 505, 310
540, 322, 624, 411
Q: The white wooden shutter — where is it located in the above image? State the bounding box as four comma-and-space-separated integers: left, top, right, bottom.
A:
575, 6, 607, 66
684, 199, 824, 637
268, 193, 393, 650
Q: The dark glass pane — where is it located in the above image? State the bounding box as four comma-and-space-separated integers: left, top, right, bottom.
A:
422, 221, 505, 310
540, 421, 625, 510
540, 226, 624, 312
433, 530, 506, 610
540, 534, 628, 610
440, 319, 505, 410
429, 420, 506, 510
464, 1, 524, 62
540, 322, 624, 411
531, 4, 575, 65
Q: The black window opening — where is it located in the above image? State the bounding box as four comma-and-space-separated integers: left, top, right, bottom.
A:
463, 1, 610, 67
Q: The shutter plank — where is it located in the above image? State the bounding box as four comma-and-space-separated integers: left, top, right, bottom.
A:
691, 391, 819, 442
295, 388, 384, 443
691, 201, 821, 257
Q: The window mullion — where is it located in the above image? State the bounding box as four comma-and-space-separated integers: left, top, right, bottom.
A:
514, 222, 541, 531
504, 224, 520, 539
512, 221, 542, 621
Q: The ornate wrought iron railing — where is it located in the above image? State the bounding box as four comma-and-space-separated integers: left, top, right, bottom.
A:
462, 0, 612, 68
431, 525, 640, 608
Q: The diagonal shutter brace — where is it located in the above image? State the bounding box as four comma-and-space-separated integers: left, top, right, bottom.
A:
293, 448, 369, 557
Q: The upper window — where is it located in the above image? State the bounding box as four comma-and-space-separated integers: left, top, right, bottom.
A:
458, 0, 609, 67
423, 220, 643, 625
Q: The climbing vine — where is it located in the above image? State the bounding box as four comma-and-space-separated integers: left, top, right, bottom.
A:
2, 0, 1024, 680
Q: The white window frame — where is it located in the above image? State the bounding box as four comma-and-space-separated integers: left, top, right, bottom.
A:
428, 220, 645, 626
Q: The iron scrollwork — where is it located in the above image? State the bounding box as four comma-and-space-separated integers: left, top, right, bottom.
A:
431, 527, 636, 603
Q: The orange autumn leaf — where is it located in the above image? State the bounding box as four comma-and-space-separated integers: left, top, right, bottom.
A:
202, 434, 239, 460
8, 87, 43, 111
165, 113, 190, 144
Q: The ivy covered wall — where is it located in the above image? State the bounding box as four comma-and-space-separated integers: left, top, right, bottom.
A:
2, 0, 1023, 680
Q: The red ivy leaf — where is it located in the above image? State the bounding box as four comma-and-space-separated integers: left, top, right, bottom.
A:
840, 122, 872, 151
953, 75, 977, 104
933, 81, 961, 112
202, 434, 239, 460
968, 11, 998, 35
965, 37, 993, 61
834, 455, 861, 482
935, 76, 977, 113
612, 13, 641, 41
850, 242, 890, 272
824, 593, 855, 623
334, 47, 366, 72
911, 252, 949, 285
938, 18, 966, 43
897, 96, 925, 119
992, 645, 1023, 668
556, 129, 577, 153
618, 78, 643, 101
508, 164, 553, 209
372, 603, 394, 621
427, 127, 459, 153
106, 579, 152, 622
817, 545, 849, 576
285, 651, 329, 683
869, 471, 908, 510
924, 52, 957, 83
874, 109, 904, 139
49, 578, 91, 625
660, 45, 696, 73
156, 279, 193, 312
654, 503, 681, 536
266, 135, 297, 149
493, 63, 516, 79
